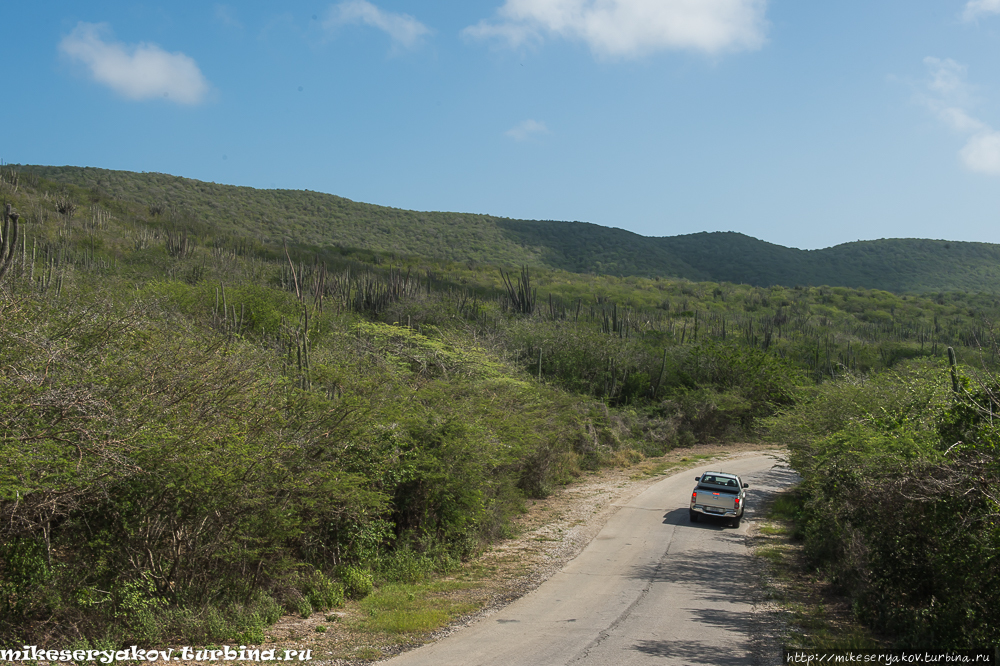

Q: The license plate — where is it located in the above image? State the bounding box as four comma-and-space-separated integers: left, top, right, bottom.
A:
706, 508, 723, 514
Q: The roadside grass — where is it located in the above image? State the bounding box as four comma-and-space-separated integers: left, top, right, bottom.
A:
354, 580, 479, 635
757, 523, 789, 536
751, 486, 887, 651
351, 647, 382, 661
314, 578, 483, 662
755, 545, 786, 565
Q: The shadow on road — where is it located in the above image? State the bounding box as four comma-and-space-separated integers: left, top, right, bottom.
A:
661, 507, 738, 528
633, 637, 748, 665
742, 464, 801, 511
628, 549, 747, 596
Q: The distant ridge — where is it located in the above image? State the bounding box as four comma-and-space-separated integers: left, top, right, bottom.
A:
18, 164, 1000, 294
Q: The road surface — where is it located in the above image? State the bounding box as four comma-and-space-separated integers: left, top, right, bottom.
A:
382, 453, 797, 666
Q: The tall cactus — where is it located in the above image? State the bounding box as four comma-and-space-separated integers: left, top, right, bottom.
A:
0, 203, 19, 282
499, 266, 536, 314
947, 346, 960, 394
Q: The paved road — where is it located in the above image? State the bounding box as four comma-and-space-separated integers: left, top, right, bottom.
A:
382, 453, 798, 666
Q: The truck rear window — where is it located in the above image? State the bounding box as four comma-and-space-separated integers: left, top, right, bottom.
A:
699, 475, 739, 488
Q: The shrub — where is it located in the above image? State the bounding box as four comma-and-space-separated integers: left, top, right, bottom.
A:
301, 570, 345, 612
766, 361, 1000, 648
336, 566, 374, 600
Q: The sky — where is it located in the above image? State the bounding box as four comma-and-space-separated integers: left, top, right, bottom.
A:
4, 1, 1000, 250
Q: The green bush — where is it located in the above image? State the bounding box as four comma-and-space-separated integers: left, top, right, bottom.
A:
0, 537, 51, 628
660, 387, 751, 443
301, 569, 345, 612
766, 361, 1000, 648
376, 548, 437, 585
336, 566, 374, 600
138, 595, 281, 646
937, 379, 1000, 454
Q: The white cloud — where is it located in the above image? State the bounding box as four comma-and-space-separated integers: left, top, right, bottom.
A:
463, 0, 768, 58
923, 58, 983, 133
506, 119, 549, 141
960, 130, 1000, 175
59, 22, 209, 105
323, 1, 430, 49
937, 106, 985, 134
922, 57, 1000, 176
215, 5, 243, 29
925, 57, 970, 101
962, 0, 1000, 21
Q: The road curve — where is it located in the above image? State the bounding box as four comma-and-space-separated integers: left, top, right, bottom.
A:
382, 453, 798, 666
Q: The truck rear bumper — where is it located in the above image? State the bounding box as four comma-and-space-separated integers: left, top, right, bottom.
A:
690, 504, 739, 517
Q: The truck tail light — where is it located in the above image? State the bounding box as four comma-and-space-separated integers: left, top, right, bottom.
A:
735, 497, 741, 510
691, 491, 697, 502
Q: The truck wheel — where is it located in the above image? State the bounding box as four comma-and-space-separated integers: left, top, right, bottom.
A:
731, 513, 742, 528
689, 510, 699, 523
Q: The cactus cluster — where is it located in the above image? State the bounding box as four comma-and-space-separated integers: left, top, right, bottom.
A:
166, 228, 190, 258
55, 198, 76, 216
499, 265, 536, 314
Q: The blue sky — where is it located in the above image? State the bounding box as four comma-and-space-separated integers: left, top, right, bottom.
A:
4, 1, 1000, 250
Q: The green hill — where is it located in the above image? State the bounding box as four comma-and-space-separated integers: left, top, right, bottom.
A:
14, 164, 1000, 293
3, 162, 1000, 650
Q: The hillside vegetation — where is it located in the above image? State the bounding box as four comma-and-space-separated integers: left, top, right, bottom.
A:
15, 164, 1000, 294
0, 165, 997, 650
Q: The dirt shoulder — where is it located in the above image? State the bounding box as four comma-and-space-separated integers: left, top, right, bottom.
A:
254, 442, 785, 665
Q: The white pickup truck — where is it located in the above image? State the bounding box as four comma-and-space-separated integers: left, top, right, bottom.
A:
689, 471, 749, 527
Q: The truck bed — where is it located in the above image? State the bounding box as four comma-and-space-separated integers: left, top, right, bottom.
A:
693, 487, 739, 514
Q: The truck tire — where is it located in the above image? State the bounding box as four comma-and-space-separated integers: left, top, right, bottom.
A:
689, 510, 699, 523
731, 513, 742, 528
